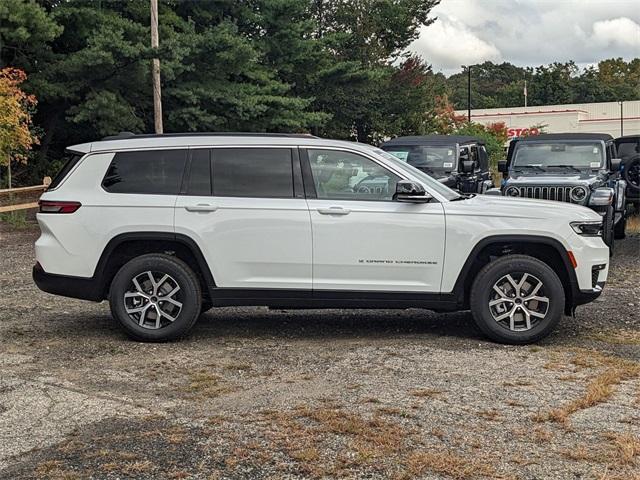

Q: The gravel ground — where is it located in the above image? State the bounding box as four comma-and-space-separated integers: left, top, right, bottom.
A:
0, 220, 639, 480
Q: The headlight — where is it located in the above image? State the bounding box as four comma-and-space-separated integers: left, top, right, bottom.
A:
588, 188, 613, 206
570, 220, 603, 236
505, 186, 520, 197
570, 186, 588, 202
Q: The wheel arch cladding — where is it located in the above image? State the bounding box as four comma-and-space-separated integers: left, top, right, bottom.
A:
95, 232, 215, 301
453, 235, 576, 314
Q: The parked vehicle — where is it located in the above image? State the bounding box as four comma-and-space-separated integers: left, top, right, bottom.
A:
492, 133, 627, 253
380, 135, 493, 194
34, 133, 609, 344
614, 135, 640, 211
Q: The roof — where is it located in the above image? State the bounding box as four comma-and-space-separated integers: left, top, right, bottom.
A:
67, 132, 368, 154
615, 135, 640, 142
381, 135, 484, 146
515, 133, 613, 142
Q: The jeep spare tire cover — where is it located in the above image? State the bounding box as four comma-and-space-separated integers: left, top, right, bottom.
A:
624, 155, 640, 191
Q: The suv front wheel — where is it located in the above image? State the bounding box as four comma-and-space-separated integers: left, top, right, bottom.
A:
109, 254, 202, 342
469, 255, 565, 344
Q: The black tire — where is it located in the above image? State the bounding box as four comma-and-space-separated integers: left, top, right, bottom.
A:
602, 206, 614, 256
614, 213, 627, 240
623, 156, 640, 192
109, 254, 202, 342
469, 254, 565, 345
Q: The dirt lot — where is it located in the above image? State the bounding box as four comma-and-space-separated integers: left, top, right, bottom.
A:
1, 220, 639, 480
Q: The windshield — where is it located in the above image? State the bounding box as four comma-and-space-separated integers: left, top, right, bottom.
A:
366, 146, 461, 201
382, 145, 457, 171
512, 141, 604, 170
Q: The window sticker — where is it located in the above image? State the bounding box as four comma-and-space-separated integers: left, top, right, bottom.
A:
590, 161, 600, 168
593, 147, 599, 154
448, 149, 454, 156
443, 162, 453, 168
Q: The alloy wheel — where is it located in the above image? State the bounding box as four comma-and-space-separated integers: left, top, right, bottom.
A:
123, 271, 183, 329
489, 273, 549, 332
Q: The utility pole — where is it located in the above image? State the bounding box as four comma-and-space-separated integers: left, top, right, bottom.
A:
620, 101, 624, 136
150, 0, 163, 134
524, 79, 528, 108
467, 65, 471, 122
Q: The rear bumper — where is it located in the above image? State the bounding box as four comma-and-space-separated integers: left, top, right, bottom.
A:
33, 263, 103, 301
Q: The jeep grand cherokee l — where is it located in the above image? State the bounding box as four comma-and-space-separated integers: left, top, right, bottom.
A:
34, 133, 609, 344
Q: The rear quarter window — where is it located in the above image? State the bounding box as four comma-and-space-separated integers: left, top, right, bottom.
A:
102, 149, 188, 195
47, 152, 83, 190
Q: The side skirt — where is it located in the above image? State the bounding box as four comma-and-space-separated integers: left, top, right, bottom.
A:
208, 288, 460, 312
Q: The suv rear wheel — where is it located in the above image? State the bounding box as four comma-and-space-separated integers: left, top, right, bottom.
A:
109, 254, 202, 342
469, 255, 564, 344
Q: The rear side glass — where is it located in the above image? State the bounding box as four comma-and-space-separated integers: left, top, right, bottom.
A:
48, 152, 83, 190
212, 148, 293, 198
103, 150, 187, 195
186, 149, 212, 196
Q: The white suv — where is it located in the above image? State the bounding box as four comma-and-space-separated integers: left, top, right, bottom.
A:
34, 133, 609, 344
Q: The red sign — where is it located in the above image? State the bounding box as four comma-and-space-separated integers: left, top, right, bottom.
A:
507, 127, 540, 138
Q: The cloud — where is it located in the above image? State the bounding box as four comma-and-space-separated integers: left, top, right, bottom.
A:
410, 0, 640, 74
410, 16, 501, 70
591, 17, 640, 48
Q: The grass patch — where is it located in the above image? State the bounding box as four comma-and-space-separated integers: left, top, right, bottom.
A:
184, 370, 235, 397
404, 450, 496, 479
588, 330, 640, 346
627, 213, 640, 234
534, 351, 640, 426
409, 388, 443, 398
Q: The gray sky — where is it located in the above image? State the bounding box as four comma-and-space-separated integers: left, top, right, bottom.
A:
409, 0, 640, 75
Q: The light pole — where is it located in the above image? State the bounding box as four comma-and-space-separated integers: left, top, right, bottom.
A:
620, 101, 624, 136
466, 65, 471, 122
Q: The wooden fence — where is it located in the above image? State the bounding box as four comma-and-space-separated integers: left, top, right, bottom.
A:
0, 177, 51, 213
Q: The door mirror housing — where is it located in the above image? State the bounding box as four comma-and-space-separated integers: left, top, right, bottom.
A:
394, 181, 432, 203
462, 160, 474, 173
497, 160, 508, 173
610, 158, 622, 172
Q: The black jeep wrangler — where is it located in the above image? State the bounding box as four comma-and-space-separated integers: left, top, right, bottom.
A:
380, 135, 494, 194
494, 133, 626, 252
614, 135, 640, 211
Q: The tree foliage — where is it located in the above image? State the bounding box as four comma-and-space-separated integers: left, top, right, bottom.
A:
0, 68, 37, 187
446, 59, 640, 111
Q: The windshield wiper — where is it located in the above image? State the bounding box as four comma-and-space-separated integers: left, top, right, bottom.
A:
515, 165, 546, 172
547, 165, 582, 173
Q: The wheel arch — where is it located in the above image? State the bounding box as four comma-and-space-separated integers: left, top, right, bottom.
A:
94, 232, 215, 301
451, 235, 578, 315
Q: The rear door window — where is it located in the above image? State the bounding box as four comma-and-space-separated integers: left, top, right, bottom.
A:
102, 149, 187, 194
212, 148, 294, 198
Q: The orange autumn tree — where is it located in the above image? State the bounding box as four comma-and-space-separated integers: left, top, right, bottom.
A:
0, 68, 38, 189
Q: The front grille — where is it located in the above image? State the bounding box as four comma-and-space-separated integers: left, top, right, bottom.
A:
515, 186, 577, 203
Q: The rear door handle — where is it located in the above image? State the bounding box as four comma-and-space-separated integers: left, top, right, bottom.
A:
317, 206, 351, 216
185, 204, 218, 212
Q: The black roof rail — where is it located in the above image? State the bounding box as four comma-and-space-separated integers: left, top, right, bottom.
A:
101, 132, 318, 141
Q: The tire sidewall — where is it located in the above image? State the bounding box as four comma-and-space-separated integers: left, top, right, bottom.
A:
109, 255, 201, 341
471, 256, 565, 344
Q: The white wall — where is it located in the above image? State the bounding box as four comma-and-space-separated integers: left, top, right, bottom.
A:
455, 101, 640, 138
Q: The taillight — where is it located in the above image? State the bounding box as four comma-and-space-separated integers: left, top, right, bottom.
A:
38, 200, 82, 214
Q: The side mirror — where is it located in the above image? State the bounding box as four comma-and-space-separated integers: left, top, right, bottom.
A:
485, 188, 502, 196
497, 160, 508, 173
462, 160, 474, 173
610, 158, 622, 172
394, 180, 432, 203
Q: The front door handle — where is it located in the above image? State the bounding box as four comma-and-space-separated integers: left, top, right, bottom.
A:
185, 204, 218, 212
317, 206, 351, 216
